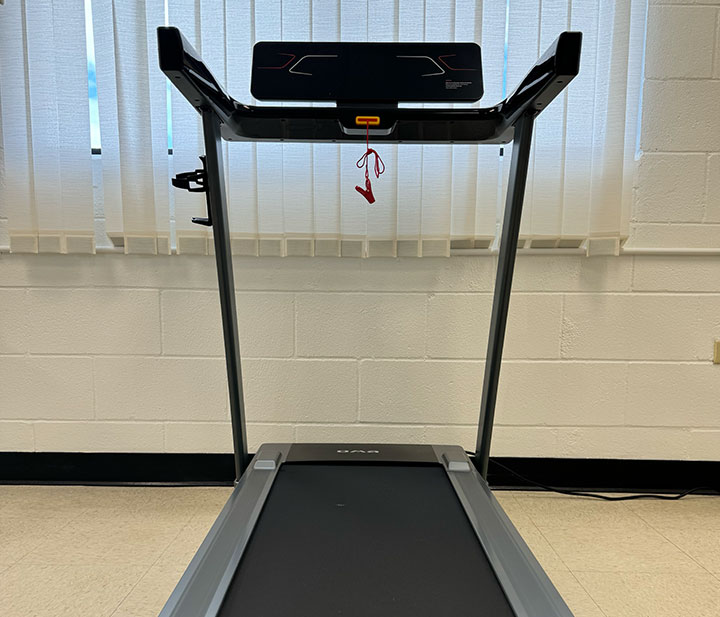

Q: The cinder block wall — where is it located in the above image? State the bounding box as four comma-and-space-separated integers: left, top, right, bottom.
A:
1, 254, 719, 458
1, 1, 719, 459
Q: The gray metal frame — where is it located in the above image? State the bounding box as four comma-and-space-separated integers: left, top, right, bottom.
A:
475, 112, 535, 477
434, 446, 574, 617
159, 444, 573, 617
201, 106, 537, 482
201, 110, 249, 479
204, 108, 539, 482
158, 444, 292, 617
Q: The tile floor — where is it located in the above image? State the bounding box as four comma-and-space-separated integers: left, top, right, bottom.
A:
1, 485, 719, 616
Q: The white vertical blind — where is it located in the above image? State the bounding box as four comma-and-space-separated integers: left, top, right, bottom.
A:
0, 0, 94, 253
93, 0, 171, 254
167, 0, 209, 254
0, 0, 647, 256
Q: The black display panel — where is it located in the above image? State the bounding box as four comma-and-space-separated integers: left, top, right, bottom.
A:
251, 41, 483, 103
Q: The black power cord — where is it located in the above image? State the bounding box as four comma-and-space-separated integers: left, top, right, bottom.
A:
468, 454, 719, 501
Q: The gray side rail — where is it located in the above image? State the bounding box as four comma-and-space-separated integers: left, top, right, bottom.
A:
158, 444, 291, 617
435, 445, 575, 617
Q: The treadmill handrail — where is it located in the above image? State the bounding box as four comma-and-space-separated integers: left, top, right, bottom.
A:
158, 27, 236, 122
158, 26, 581, 143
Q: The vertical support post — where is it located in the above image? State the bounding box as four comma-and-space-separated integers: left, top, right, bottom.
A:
201, 110, 248, 480
475, 112, 535, 478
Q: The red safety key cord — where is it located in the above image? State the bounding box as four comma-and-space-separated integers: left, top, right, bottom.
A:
355, 121, 385, 204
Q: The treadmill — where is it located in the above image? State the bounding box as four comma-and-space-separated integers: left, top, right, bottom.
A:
157, 26, 582, 617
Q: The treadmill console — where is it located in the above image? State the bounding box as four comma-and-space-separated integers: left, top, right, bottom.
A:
251, 42, 483, 103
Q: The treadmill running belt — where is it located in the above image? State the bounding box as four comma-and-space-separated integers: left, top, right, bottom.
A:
218, 464, 515, 616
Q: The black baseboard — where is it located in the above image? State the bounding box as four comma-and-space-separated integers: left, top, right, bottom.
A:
0, 452, 718, 492
0, 452, 236, 486
486, 457, 719, 493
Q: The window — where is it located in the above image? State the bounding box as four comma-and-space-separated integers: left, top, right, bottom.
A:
0, 1, 647, 256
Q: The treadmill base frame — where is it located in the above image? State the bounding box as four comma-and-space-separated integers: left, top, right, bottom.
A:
159, 443, 572, 617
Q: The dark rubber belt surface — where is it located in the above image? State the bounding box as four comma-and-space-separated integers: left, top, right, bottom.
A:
218, 464, 515, 617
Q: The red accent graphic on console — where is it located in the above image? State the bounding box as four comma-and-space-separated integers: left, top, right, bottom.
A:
438, 54, 478, 71
258, 53, 296, 70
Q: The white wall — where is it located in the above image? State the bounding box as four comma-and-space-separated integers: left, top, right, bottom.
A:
629, 1, 720, 248
1, 253, 719, 459
1, 0, 719, 459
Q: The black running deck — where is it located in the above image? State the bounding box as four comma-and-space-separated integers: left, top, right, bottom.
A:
218, 464, 515, 616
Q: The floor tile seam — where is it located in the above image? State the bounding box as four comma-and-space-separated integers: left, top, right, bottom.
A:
107, 548, 174, 616
1, 513, 79, 568
146, 514, 204, 575
519, 516, 572, 573
564, 570, 610, 617
106, 504, 193, 616
646, 520, 717, 576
